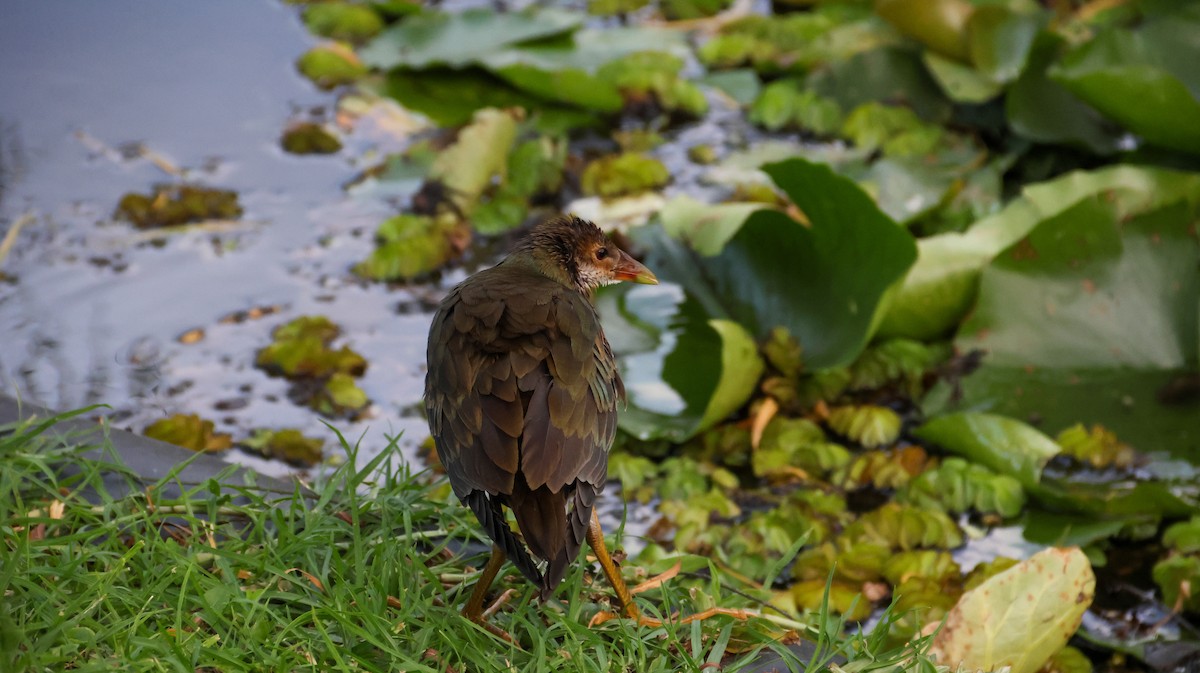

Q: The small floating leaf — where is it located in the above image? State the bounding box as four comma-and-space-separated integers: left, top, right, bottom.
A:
115, 184, 242, 229
580, 153, 670, 199
1055, 424, 1137, 470
353, 214, 459, 282
1152, 554, 1200, 613
303, 4, 384, 44
144, 414, 232, 453
297, 44, 367, 90
241, 429, 324, 467
281, 122, 342, 155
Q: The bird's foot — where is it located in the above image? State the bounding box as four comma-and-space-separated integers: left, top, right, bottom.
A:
461, 588, 522, 644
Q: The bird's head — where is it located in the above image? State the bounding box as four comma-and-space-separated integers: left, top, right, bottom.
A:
514, 215, 658, 293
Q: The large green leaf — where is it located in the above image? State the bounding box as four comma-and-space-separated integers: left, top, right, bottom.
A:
368, 11, 687, 121
1006, 31, 1119, 154
599, 283, 763, 442
916, 411, 1200, 517
360, 8, 583, 69
874, 0, 972, 62
703, 159, 918, 368
383, 67, 598, 130
807, 46, 952, 123
878, 165, 1200, 339
966, 5, 1042, 83
930, 547, 1094, 673
927, 195, 1200, 460
1049, 6, 1200, 155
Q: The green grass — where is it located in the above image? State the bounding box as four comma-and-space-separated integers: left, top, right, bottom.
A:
0, 410, 939, 672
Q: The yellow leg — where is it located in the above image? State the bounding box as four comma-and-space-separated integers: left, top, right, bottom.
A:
461, 545, 518, 642
586, 510, 661, 626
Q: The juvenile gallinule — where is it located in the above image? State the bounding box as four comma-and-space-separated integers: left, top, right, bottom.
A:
425, 215, 657, 630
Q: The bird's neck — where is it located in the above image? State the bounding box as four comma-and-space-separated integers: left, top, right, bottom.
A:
502, 249, 590, 297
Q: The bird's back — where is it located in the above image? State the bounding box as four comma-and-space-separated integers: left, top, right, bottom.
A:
425, 262, 622, 595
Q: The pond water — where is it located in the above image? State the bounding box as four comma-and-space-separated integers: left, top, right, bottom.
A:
0, 0, 438, 476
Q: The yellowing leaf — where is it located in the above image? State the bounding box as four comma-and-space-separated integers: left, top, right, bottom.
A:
930, 547, 1095, 673
428, 107, 521, 213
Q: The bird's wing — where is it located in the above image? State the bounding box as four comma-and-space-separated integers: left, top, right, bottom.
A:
516, 287, 619, 496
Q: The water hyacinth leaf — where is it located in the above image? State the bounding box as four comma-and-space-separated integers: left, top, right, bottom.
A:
695, 159, 917, 369
1048, 6, 1200, 155
914, 412, 1060, 489
791, 580, 871, 620
942, 197, 1200, 458
360, 8, 584, 69
930, 547, 1095, 673
599, 284, 763, 442
114, 184, 242, 229
878, 165, 1200, 339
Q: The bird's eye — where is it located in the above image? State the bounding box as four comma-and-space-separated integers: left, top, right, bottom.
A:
595, 247, 609, 261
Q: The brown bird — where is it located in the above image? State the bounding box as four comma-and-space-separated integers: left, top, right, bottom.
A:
425, 214, 657, 629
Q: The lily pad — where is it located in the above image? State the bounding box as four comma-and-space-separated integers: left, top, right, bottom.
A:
807, 46, 952, 123
930, 547, 1095, 673
1049, 5, 1200, 156
360, 8, 583, 70
698, 159, 917, 369
1005, 31, 1119, 155
941, 196, 1200, 458
877, 164, 1200, 340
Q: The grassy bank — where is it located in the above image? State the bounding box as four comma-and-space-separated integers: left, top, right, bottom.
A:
0, 411, 935, 672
